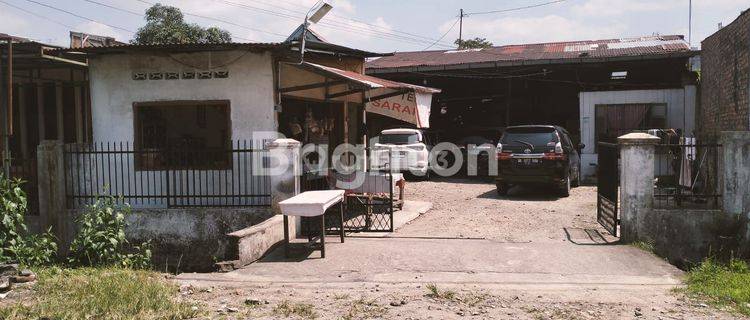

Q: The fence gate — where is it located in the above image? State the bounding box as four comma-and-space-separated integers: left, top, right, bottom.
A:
301, 170, 395, 234
597, 142, 620, 237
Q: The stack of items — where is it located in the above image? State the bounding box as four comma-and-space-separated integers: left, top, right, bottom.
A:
0, 264, 37, 299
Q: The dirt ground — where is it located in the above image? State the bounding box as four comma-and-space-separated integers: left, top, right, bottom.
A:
398, 177, 608, 243
172, 177, 744, 320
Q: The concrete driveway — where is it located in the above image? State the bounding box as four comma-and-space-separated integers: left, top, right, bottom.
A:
176, 178, 740, 319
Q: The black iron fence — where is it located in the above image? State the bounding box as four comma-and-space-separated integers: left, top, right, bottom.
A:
654, 143, 722, 209
597, 142, 619, 237
63, 141, 271, 208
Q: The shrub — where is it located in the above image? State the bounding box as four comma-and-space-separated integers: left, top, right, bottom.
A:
0, 176, 29, 263
68, 195, 152, 268
0, 175, 58, 267
10, 230, 58, 267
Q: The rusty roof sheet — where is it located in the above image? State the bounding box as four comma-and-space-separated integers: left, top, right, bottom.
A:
53, 40, 389, 58
367, 35, 696, 71
301, 62, 440, 93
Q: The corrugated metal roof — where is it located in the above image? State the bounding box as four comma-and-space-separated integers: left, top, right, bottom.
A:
53, 42, 285, 54
53, 40, 390, 58
300, 62, 440, 93
367, 35, 696, 72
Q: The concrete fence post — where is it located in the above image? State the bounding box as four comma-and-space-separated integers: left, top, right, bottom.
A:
265, 138, 301, 235
720, 132, 750, 217
36, 140, 70, 253
618, 133, 660, 243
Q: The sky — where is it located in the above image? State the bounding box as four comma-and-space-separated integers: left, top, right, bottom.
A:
0, 0, 748, 52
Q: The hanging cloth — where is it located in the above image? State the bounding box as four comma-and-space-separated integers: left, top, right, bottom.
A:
679, 137, 696, 188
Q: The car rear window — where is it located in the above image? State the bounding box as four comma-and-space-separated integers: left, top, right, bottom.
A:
500, 127, 559, 146
379, 133, 420, 145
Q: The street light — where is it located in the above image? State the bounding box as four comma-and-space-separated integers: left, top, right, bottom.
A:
299, 1, 332, 63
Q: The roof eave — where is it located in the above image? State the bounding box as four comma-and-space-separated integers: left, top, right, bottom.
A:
367, 50, 700, 75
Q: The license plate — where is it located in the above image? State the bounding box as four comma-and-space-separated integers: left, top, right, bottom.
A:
516, 159, 539, 165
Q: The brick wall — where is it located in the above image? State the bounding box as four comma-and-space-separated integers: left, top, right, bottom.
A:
699, 9, 750, 143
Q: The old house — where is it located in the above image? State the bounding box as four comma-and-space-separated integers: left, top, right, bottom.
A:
0, 33, 90, 230
41, 35, 438, 270
366, 35, 698, 181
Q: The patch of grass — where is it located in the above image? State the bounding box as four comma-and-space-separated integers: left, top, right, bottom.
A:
456, 291, 488, 307
342, 297, 387, 320
425, 283, 456, 300
273, 300, 317, 319
333, 293, 350, 300
631, 241, 655, 253
685, 259, 750, 315
425, 283, 487, 307
0, 267, 198, 320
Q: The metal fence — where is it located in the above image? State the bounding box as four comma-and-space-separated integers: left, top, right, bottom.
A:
654, 143, 722, 209
63, 141, 271, 208
597, 142, 619, 237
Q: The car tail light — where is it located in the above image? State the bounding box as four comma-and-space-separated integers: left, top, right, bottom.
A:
543, 153, 567, 160
544, 143, 566, 160
496, 143, 512, 160
554, 142, 564, 154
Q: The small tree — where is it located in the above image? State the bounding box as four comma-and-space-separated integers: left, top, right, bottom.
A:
454, 37, 493, 50
132, 4, 232, 45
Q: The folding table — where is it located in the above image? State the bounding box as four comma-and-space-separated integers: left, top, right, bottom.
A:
278, 190, 345, 258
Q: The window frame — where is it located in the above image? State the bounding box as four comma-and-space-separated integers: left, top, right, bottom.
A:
132, 100, 232, 171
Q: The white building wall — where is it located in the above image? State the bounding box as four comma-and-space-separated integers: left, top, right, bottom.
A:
88, 50, 276, 143
579, 87, 696, 181
79, 50, 277, 208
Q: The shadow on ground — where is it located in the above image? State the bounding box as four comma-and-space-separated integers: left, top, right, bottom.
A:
563, 227, 620, 245
477, 185, 563, 202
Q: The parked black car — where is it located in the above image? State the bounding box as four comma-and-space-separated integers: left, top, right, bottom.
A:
495, 125, 583, 197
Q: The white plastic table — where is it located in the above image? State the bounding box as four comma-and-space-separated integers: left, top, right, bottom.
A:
278, 190, 346, 258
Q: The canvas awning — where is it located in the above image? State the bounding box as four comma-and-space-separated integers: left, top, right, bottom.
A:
279, 62, 440, 128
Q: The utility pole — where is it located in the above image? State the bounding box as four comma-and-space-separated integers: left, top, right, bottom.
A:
458, 8, 464, 47
688, 0, 693, 48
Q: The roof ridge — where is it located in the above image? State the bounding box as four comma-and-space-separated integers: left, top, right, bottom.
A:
389, 34, 686, 55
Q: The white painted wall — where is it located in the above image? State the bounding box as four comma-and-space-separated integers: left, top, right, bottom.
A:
78, 50, 277, 208
579, 87, 696, 181
88, 50, 276, 142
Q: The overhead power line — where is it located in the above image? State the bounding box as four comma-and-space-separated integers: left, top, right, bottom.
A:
423, 17, 460, 50
247, 0, 455, 47
465, 0, 567, 16
82, 0, 260, 42
217, 0, 453, 48
132, 0, 287, 39
23, 0, 135, 33
0, 0, 75, 29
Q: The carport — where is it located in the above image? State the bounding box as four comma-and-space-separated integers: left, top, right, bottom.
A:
277, 61, 440, 151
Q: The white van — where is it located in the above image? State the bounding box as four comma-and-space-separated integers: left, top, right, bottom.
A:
371, 128, 433, 178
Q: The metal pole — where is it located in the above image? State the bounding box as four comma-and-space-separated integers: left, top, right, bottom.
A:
3, 38, 12, 177
458, 9, 464, 47
5, 38, 11, 137
688, 0, 693, 48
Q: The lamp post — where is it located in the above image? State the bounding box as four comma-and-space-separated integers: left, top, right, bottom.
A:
299, 1, 333, 64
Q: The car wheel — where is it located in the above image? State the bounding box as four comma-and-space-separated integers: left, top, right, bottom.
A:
496, 182, 508, 196
559, 176, 570, 197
